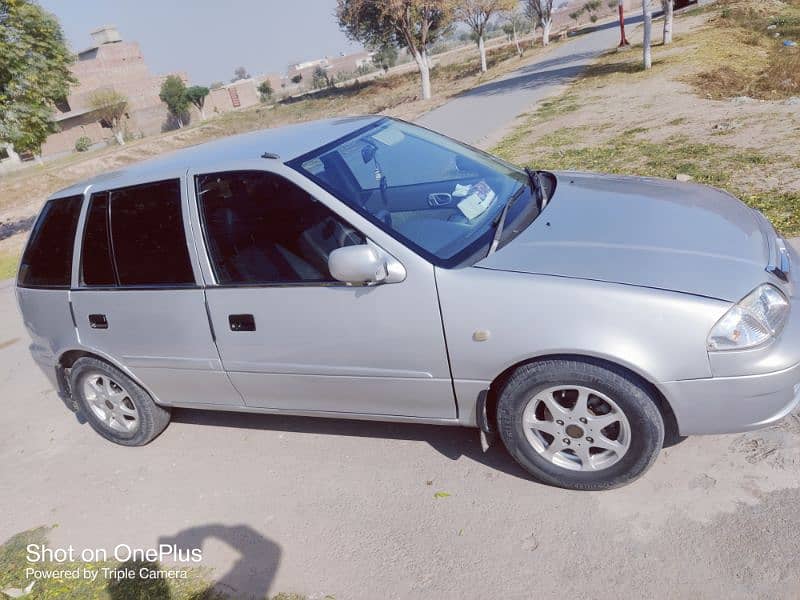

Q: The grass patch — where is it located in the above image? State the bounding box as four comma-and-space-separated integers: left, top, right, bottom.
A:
494, 128, 800, 236
690, 0, 800, 99
0, 250, 19, 280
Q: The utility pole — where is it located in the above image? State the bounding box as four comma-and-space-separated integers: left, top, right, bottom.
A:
618, 0, 630, 47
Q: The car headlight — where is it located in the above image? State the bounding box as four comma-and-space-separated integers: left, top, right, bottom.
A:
707, 284, 790, 350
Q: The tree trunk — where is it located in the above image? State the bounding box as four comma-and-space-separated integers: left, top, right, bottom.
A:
114, 130, 125, 146
542, 18, 553, 46
478, 35, 487, 72
642, 0, 653, 69
513, 25, 522, 57
199, 106, 206, 120
414, 49, 432, 100
663, 0, 674, 44
177, 115, 184, 129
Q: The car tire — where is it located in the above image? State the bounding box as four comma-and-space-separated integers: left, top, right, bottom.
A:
69, 357, 171, 446
496, 358, 664, 491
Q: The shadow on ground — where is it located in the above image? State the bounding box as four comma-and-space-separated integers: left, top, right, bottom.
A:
0, 215, 36, 242
171, 408, 534, 482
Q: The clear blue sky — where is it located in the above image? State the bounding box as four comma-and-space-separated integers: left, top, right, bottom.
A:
38, 0, 365, 85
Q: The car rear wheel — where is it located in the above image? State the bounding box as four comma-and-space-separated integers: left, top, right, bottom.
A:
69, 357, 171, 446
496, 358, 664, 490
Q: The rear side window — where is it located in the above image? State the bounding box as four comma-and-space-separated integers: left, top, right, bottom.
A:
80, 179, 194, 287
18, 195, 83, 288
81, 192, 116, 286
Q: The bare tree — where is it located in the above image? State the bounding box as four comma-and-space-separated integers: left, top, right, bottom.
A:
457, 0, 516, 73
526, 0, 555, 46
642, 0, 653, 69
502, 4, 530, 57
88, 88, 128, 145
661, 0, 674, 44
338, 0, 455, 101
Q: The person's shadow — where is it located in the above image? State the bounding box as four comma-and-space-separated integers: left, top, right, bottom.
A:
107, 525, 280, 599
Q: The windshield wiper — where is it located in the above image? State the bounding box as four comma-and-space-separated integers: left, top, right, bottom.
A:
525, 166, 546, 211
487, 184, 526, 256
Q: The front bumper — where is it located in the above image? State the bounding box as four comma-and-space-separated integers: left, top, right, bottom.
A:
662, 361, 800, 435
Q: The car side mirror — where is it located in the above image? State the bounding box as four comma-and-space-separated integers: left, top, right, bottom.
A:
328, 243, 405, 285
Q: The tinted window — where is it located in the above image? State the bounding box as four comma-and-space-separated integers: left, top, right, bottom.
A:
196, 171, 364, 285
81, 192, 116, 286
109, 179, 194, 286
18, 195, 83, 288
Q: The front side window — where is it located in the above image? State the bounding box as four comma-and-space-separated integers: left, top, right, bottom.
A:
196, 170, 364, 285
289, 118, 538, 268
80, 179, 195, 287
18, 195, 83, 288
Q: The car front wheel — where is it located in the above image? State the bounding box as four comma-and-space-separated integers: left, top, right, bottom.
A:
496, 358, 664, 490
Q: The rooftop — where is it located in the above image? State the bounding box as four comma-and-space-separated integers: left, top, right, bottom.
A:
54, 116, 383, 198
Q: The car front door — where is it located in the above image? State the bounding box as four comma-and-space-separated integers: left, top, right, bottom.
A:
189, 164, 456, 420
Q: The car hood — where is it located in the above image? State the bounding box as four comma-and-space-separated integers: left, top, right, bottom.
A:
476, 172, 775, 301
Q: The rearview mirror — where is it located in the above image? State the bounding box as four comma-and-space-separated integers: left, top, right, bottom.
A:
328, 244, 405, 285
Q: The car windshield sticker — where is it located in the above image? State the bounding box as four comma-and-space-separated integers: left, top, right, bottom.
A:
457, 181, 496, 220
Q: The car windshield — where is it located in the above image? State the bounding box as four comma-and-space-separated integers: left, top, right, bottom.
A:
288, 118, 537, 268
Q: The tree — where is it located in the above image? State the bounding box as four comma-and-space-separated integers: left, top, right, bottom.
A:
661, 0, 674, 44
502, 5, 530, 57
88, 88, 128, 145
290, 74, 303, 84
456, 0, 516, 73
232, 66, 250, 82
526, 0, 555, 46
371, 42, 399, 72
185, 85, 209, 120
569, 10, 582, 26
337, 0, 455, 101
257, 80, 273, 102
209, 81, 224, 89
312, 65, 330, 89
0, 0, 75, 156
642, 0, 653, 69
159, 75, 190, 128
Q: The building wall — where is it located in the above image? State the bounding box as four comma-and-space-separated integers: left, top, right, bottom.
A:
42, 37, 185, 157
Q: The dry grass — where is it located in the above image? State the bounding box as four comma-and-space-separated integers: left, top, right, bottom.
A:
690, 0, 800, 99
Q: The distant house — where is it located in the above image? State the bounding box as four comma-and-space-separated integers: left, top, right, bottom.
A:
287, 50, 373, 84
42, 26, 187, 157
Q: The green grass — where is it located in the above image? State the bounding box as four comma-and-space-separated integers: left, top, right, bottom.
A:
494, 128, 800, 236
0, 527, 304, 600
0, 250, 19, 280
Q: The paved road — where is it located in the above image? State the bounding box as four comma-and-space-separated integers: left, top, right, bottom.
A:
417, 16, 650, 147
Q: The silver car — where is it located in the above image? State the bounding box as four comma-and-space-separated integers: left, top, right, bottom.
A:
16, 116, 800, 490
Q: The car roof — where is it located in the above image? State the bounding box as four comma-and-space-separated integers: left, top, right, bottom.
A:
51, 115, 383, 198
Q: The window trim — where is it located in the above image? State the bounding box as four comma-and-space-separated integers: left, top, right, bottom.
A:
77, 178, 199, 290
17, 195, 84, 290
193, 169, 365, 289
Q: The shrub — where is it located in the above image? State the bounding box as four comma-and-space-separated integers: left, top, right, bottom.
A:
74, 136, 91, 152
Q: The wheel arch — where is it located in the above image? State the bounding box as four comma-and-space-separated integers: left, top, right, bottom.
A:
485, 353, 680, 445
57, 347, 163, 405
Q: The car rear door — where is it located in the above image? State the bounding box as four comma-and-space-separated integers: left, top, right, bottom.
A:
188, 163, 456, 420
70, 178, 243, 408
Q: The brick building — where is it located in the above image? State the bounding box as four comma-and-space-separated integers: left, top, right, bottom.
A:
42, 26, 186, 157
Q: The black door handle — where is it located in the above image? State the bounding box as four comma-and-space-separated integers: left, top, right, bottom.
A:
89, 314, 108, 329
229, 314, 256, 332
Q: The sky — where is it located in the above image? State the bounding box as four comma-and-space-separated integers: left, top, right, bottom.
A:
38, 0, 365, 86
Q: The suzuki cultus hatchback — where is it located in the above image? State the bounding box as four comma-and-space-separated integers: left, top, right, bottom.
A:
17, 116, 800, 490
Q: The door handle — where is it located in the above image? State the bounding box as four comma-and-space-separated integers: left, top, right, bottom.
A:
89, 314, 108, 329
229, 314, 256, 332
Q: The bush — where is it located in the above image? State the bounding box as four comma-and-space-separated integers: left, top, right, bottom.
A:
74, 136, 91, 152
